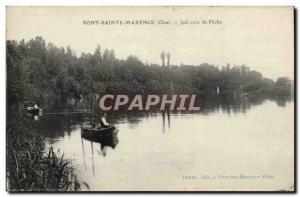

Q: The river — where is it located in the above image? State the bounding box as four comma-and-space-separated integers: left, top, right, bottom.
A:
35, 97, 294, 191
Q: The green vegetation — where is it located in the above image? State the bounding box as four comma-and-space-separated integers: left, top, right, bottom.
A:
7, 37, 293, 111
6, 38, 91, 191
6, 36, 293, 191
6, 117, 89, 191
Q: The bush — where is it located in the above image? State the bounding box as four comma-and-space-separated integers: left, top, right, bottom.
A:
6, 121, 89, 191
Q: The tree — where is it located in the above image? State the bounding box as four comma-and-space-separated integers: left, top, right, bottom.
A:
275, 77, 291, 87
6, 36, 293, 112
7, 41, 32, 116
160, 51, 165, 66
103, 49, 110, 61
166, 52, 170, 67
109, 49, 115, 59
92, 44, 102, 65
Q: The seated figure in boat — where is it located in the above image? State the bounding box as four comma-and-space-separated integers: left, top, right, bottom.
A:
100, 113, 110, 128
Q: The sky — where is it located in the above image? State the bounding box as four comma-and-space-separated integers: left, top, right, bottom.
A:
6, 6, 294, 80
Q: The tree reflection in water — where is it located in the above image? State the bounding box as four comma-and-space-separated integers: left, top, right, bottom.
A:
34, 96, 292, 140
80, 133, 119, 175
29, 95, 292, 185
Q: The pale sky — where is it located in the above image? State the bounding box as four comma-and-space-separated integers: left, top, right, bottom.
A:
7, 6, 294, 80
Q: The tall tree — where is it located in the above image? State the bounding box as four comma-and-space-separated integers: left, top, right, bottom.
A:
93, 44, 102, 65
103, 49, 110, 61
166, 52, 170, 67
160, 51, 165, 66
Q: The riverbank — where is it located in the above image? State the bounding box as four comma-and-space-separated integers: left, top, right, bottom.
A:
6, 117, 89, 191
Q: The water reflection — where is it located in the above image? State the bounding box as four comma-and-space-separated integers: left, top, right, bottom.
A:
82, 134, 119, 155
35, 96, 292, 140
90, 142, 95, 175
161, 111, 171, 133
81, 136, 87, 171
33, 96, 293, 190
35, 114, 84, 139
275, 96, 293, 107
78, 135, 119, 175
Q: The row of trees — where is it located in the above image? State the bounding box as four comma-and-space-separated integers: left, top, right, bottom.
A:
7, 37, 293, 113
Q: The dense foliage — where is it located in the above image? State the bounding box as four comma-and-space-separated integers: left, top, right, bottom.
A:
6, 36, 293, 191
6, 117, 89, 191
6, 37, 93, 191
7, 37, 293, 111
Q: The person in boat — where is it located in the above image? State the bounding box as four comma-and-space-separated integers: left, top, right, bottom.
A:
100, 113, 110, 128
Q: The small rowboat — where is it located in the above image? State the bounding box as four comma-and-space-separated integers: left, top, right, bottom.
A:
81, 126, 118, 140
27, 107, 42, 115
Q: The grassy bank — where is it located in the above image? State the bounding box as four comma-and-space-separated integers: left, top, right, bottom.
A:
6, 117, 89, 192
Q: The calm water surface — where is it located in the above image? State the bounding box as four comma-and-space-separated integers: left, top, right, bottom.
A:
37, 98, 294, 191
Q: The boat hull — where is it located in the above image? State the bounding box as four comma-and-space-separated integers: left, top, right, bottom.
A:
81, 126, 118, 140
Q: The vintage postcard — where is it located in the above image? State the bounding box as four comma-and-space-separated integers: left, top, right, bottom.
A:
6, 6, 294, 192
